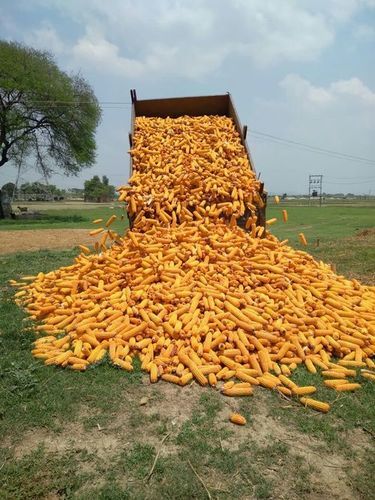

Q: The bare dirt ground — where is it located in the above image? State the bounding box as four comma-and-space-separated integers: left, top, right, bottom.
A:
0, 229, 94, 254
356, 228, 375, 238
10, 384, 370, 500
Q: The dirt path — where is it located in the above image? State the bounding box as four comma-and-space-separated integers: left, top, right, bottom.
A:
0, 229, 94, 254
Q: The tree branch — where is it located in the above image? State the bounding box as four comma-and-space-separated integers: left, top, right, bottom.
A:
7, 116, 49, 149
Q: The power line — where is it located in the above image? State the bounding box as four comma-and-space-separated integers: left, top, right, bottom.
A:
5, 99, 375, 166
25, 100, 132, 105
324, 180, 375, 185
9, 100, 132, 110
325, 176, 375, 181
250, 134, 373, 165
250, 129, 375, 164
250, 130, 375, 165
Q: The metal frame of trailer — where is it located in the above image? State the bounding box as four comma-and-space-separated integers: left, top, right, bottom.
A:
127, 89, 267, 228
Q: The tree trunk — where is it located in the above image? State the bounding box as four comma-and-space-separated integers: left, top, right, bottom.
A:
0, 145, 10, 166
0, 189, 12, 219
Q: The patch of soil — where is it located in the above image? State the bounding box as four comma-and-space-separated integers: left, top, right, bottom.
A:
356, 228, 375, 238
217, 393, 356, 500
0, 229, 96, 254
141, 381, 198, 426
109, 381, 199, 457
13, 423, 120, 461
12, 382, 198, 462
343, 427, 373, 453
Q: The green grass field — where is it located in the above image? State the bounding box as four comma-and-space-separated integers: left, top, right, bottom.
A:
2, 200, 374, 243
0, 200, 374, 499
267, 202, 375, 283
0, 202, 129, 234
267, 202, 375, 244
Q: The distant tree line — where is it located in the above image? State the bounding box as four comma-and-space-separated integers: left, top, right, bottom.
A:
1, 181, 66, 201
1, 175, 116, 203
84, 175, 115, 202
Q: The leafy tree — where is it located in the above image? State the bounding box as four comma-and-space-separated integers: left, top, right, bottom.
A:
68, 187, 85, 199
84, 175, 115, 202
19, 182, 44, 194
17, 181, 66, 199
0, 40, 101, 174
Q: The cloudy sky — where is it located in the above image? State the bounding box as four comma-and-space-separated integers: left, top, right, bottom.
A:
1, 0, 375, 194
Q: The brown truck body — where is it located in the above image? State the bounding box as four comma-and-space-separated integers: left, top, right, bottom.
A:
128, 89, 266, 227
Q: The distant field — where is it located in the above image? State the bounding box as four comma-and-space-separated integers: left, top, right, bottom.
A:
11, 201, 113, 211
268, 201, 375, 283
1, 199, 374, 238
268, 197, 375, 207
0, 202, 128, 234
267, 202, 375, 245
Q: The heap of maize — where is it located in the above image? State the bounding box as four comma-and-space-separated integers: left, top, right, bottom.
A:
11, 115, 375, 413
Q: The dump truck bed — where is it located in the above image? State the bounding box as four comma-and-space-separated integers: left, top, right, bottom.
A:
128, 89, 266, 227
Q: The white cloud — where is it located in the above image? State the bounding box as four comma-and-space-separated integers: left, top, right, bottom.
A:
231, 0, 333, 65
71, 27, 230, 79
280, 74, 375, 107
72, 29, 145, 77
323, 0, 362, 22
66, 1, 225, 78
299, 0, 375, 22
157, 2, 214, 36
7, 0, 375, 79
25, 24, 64, 54
279, 75, 334, 106
28, 0, 351, 78
16, 0, 375, 79
331, 78, 375, 104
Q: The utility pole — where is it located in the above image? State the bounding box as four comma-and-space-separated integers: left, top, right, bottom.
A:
308, 175, 323, 206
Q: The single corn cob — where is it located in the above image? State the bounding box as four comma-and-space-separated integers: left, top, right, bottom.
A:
300, 397, 330, 413
230, 413, 247, 425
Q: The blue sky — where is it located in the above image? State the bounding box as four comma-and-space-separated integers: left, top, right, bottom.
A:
1, 0, 375, 194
